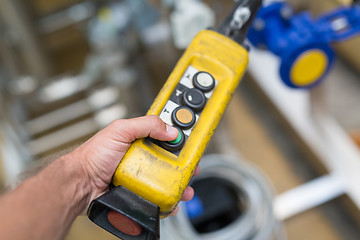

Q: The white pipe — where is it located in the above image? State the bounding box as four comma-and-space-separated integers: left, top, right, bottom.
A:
248, 46, 360, 211
274, 175, 345, 221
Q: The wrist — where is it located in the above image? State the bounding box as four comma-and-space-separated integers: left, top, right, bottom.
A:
64, 154, 93, 214
40, 154, 93, 216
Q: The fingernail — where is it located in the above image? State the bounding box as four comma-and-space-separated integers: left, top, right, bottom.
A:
166, 124, 179, 136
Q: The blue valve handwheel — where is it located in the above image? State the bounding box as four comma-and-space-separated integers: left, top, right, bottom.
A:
280, 43, 334, 89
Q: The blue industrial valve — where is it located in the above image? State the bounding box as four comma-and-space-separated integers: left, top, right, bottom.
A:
248, 2, 360, 89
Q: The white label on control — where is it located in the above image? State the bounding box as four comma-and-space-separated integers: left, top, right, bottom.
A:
179, 66, 197, 89
176, 89, 183, 96
204, 81, 217, 98
159, 100, 179, 126
183, 114, 199, 136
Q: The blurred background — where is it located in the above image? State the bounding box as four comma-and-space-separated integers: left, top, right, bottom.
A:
0, 0, 360, 239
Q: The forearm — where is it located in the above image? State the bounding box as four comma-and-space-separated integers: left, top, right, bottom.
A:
0, 153, 91, 240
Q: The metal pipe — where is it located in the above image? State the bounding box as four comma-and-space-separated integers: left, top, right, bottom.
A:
0, 0, 51, 81
26, 104, 127, 157
38, 1, 96, 35
26, 87, 120, 136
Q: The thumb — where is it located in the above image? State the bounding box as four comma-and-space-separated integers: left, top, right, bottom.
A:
110, 115, 179, 143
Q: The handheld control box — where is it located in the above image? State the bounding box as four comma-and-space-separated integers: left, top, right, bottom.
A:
88, 1, 261, 239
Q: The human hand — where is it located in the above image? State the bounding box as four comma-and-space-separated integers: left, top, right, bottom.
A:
72, 115, 197, 212
0, 115, 198, 240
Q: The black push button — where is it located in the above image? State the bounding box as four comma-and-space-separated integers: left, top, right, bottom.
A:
160, 128, 185, 151
193, 71, 215, 92
183, 88, 206, 112
171, 106, 196, 129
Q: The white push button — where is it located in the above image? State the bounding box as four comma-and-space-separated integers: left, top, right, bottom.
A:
193, 71, 215, 92
197, 73, 213, 87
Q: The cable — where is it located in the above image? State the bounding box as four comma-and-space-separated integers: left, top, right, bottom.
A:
161, 154, 287, 240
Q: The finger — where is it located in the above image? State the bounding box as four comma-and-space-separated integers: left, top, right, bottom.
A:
181, 186, 194, 201
169, 187, 195, 217
193, 166, 200, 176
111, 115, 179, 142
169, 207, 179, 216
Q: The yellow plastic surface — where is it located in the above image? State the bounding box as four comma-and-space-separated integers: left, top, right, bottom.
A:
112, 30, 249, 215
290, 49, 328, 86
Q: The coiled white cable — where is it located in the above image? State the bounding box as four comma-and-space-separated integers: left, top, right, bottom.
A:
161, 154, 287, 240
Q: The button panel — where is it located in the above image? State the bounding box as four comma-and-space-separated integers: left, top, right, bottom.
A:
155, 66, 217, 155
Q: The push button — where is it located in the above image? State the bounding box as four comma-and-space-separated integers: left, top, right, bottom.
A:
169, 131, 182, 144
183, 88, 206, 112
193, 71, 215, 92
160, 128, 185, 151
172, 106, 196, 129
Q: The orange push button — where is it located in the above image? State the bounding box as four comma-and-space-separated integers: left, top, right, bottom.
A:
172, 106, 195, 129
176, 108, 193, 124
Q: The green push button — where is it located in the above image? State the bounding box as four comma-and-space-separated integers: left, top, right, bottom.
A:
169, 130, 182, 144
161, 128, 185, 151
